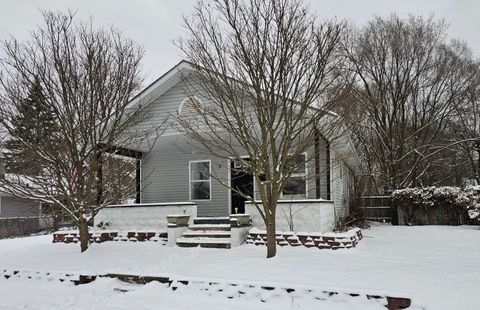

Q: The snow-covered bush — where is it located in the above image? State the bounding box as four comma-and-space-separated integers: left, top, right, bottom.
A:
392, 187, 471, 209
464, 186, 480, 224
392, 187, 479, 225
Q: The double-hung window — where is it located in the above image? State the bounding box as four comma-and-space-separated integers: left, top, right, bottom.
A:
189, 160, 211, 200
282, 153, 307, 199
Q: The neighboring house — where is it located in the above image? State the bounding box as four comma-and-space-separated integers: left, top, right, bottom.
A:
0, 171, 55, 237
97, 61, 362, 236
0, 191, 50, 239
0, 191, 42, 218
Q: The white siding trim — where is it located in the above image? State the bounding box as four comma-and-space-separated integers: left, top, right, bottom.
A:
227, 159, 232, 214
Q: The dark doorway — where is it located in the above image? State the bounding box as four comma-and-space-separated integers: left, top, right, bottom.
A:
230, 160, 254, 214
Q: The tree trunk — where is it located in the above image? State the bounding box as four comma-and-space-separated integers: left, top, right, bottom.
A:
78, 213, 89, 253
53, 213, 59, 232
265, 205, 277, 258
476, 141, 480, 183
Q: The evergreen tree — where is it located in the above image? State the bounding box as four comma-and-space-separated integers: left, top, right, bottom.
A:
3, 78, 58, 175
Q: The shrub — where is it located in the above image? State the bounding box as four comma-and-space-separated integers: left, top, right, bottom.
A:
464, 186, 480, 225
333, 212, 370, 232
392, 187, 477, 225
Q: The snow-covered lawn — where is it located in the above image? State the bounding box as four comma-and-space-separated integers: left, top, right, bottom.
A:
0, 224, 479, 309
0, 277, 388, 310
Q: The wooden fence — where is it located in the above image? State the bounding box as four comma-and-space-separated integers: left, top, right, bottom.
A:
357, 196, 392, 223
0, 216, 53, 239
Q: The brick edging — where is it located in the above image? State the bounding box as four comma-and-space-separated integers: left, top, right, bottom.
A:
0, 268, 411, 310
52, 231, 168, 244
246, 228, 363, 250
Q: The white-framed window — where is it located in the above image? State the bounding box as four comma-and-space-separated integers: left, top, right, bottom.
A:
189, 160, 211, 200
281, 153, 307, 199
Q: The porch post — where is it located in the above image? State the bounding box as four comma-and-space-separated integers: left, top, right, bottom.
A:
135, 159, 141, 203
326, 142, 331, 200
314, 128, 321, 199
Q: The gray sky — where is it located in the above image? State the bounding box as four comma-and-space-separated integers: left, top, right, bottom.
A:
1, 0, 479, 83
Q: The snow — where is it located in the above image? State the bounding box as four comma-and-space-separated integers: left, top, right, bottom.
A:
0, 277, 387, 310
176, 237, 231, 244
188, 224, 230, 229
0, 224, 479, 309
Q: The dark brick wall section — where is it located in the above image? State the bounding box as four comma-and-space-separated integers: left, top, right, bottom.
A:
246, 228, 363, 250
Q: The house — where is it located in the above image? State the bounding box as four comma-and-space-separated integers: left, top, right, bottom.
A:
0, 191, 42, 219
0, 160, 42, 219
0, 169, 55, 237
95, 61, 362, 246
0, 191, 55, 239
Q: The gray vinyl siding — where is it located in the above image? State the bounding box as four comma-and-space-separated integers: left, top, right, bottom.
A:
141, 134, 230, 217
138, 77, 230, 216
305, 145, 318, 199
132, 73, 185, 136
343, 164, 355, 215
331, 156, 354, 220
131, 72, 210, 151
0, 196, 41, 218
141, 134, 332, 217
317, 135, 330, 200
134, 72, 341, 217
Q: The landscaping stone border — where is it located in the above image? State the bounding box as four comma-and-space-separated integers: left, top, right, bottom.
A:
52, 230, 168, 244
0, 268, 412, 310
246, 228, 363, 250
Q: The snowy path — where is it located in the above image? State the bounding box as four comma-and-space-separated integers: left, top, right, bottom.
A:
0, 224, 479, 309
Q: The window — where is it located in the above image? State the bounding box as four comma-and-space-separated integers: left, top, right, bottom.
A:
282, 153, 307, 198
189, 160, 211, 200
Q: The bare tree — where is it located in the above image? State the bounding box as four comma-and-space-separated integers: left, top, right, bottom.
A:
176, 0, 347, 258
0, 11, 162, 252
449, 58, 480, 184
343, 15, 476, 190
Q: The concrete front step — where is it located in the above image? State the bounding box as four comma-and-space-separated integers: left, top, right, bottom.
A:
193, 217, 231, 225
187, 224, 231, 231
177, 218, 234, 249
182, 230, 231, 239
176, 237, 231, 249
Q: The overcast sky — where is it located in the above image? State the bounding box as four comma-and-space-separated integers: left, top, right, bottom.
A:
1, 0, 479, 83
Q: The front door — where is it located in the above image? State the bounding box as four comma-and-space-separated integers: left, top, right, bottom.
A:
230, 160, 254, 214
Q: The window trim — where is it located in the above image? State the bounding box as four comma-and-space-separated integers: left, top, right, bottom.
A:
280, 152, 308, 199
189, 159, 212, 201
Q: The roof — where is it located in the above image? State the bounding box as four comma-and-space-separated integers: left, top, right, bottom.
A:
127, 60, 195, 111
330, 134, 363, 174
129, 60, 364, 173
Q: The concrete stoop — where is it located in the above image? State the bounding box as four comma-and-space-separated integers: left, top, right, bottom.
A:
176, 217, 232, 249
